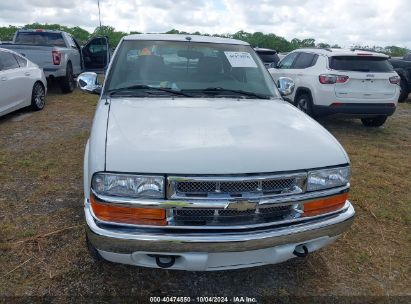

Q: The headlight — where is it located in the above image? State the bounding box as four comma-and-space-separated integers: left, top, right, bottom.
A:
92, 173, 164, 199
307, 166, 350, 191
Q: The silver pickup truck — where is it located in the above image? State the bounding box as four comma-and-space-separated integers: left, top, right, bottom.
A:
1, 29, 110, 93
78, 34, 355, 271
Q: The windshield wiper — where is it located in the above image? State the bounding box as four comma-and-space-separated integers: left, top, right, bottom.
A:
183, 87, 271, 99
108, 85, 192, 97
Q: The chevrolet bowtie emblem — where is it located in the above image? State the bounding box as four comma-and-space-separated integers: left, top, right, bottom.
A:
226, 200, 258, 211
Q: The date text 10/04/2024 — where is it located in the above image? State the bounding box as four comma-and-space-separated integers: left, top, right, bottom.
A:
149, 296, 257, 303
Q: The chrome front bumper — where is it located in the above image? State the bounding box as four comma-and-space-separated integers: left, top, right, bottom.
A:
85, 202, 355, 254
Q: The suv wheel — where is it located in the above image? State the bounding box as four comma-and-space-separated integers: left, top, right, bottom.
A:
361, 116, 388, 127
295, 94, 314, 116
398, 78, 409, 103
60, 62, 75, 93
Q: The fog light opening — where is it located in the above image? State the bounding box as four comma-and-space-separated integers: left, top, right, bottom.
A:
293, 244, 309, 258
149, 254, 177, 268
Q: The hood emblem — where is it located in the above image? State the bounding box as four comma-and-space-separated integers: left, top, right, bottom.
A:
226, 200, 258, 211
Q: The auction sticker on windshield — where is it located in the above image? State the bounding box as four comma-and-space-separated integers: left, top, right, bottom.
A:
224, 51, 257, 68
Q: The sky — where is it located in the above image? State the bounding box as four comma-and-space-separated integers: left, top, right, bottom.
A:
0, 0, 410, 48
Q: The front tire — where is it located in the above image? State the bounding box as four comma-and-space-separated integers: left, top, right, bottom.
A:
361, 116, 388, 127
85, 233, 104, 262
295, 94, 314, 117
31, 82, 46, 111
60, 62, 75, 93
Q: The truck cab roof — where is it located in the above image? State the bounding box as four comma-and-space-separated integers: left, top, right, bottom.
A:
18, 29, 65, 34
123, 34, 249, 45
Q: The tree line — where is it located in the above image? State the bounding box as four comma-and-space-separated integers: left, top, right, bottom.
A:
0, 23, 409, 57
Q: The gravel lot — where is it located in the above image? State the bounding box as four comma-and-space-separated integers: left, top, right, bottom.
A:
0, 85, 410, 303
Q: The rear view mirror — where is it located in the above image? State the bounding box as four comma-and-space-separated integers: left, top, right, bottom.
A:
277, 77, 295, 96
77, 72, 102, 95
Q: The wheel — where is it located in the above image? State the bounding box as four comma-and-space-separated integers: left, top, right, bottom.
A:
398, 78, 409, 103
85, 232, 104, 261
361, 116, 388, 127
295, 93, 314, 116
31, 82, 46, 111
60, 62, 75, 93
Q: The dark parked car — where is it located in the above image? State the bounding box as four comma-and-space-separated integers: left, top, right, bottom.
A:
254, 48, 280, 68
389, 54, 411, 102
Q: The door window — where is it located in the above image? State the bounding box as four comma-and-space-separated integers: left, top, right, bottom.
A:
14, 54, 27, 67
83, 37, 109, 70
293, 52, 318, 69
66, 35, 78, 49
277, 52, 299, 69
0, 51, 20, 71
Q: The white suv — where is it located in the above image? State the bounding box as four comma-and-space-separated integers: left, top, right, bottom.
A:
269, 48, 401, 127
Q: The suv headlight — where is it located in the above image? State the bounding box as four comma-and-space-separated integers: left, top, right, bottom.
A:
307, 166, 350, 191
91, 173, 165, 199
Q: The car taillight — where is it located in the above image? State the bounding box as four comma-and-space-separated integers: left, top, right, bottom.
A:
319, 74, 349, 84
52, 50, 61, 65
389, 76, 400, 85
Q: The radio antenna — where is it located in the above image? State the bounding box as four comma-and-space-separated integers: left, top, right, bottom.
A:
97, 0, 102, 32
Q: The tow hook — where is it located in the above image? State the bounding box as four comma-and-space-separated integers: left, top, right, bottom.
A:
293, 244, 309, 258
149, 255, 177, 268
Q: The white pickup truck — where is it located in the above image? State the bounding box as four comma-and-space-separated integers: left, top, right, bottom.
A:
1, 29, 110, 93
78, 34, 355, 271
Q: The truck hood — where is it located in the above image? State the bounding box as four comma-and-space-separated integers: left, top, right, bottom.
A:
105, 98, 348, 174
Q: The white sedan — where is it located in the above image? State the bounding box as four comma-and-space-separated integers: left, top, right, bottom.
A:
0, 48, 47, 117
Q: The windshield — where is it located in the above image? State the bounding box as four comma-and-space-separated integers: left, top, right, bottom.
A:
105, 40, 280, 98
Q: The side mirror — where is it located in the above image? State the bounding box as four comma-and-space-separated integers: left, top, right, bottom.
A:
77, 72, 102, 95
277, 77, 295, 96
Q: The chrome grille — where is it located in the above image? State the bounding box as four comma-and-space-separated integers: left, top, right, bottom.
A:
176, 209, 215, 217
219, 209, 256, 216
176, 181, 218, 194
170, 174, 305, 199
168, 173, 306, 227
262, 179, 294, 192
173, 205, 293, 226
220, 181, 259, 193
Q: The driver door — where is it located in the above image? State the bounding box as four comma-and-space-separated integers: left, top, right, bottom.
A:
82, 36, 110, 73
0, 51, 29, 114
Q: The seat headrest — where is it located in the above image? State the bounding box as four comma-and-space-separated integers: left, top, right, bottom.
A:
137, 55, 164, 68
197, 57, 222, 74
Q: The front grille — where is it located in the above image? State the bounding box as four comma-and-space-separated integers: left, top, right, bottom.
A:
168, 173, 306, 227
176, 181, 217, 194
262, 179, 295, 192
173, 176, 302, 198
173, 205, 293, 226
220, 181, 259, 193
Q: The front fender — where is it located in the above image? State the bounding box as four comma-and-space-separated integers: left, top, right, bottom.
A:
84, 99, 111, 201
83, 140, 90, 200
